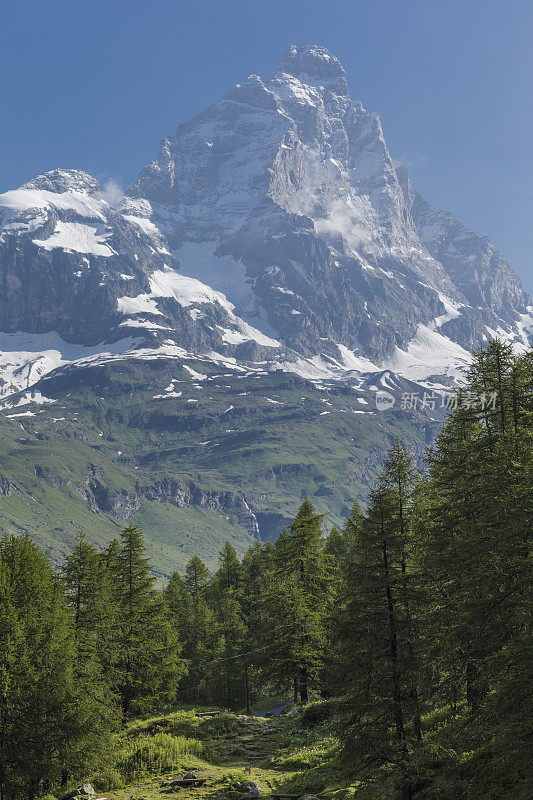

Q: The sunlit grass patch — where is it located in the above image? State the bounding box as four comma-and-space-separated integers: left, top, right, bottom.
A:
118, 732, 205, 780
269, 737, 339, 770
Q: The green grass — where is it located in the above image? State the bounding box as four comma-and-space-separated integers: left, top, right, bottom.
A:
82, 703, 481, 800
0, 358, 439, 573
118, 732, 205, 780
269, 738, 339, 770
94, 706, 346, 800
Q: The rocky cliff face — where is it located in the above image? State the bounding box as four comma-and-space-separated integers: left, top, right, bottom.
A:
396, 165, 529, 345
87, 475, 258, 532
0, 170, 168, 345
0, 474, 12, 497
129, 44, 532, 372
0, 169, 283, 398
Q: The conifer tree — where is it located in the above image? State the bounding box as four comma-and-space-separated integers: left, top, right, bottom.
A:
0, 535, 114, 800
206, 587, 248, 708
61, 532, 119, 782
415, 341, 533, 792
219, 541, 241, 589
265, 499, 327, 702
177, 555, 214, 702
324, 503, 362, 590
113, 525, 184, 715
208, 541, 242, 599
240, 540, 273, 644
321, 505, 362, 696
331, 447, 425, 799
239, 541, 274, 698
163, 570, 189, 643
63, 531, 120, 670
382, 441, 424, 740
184, 554, 210, 597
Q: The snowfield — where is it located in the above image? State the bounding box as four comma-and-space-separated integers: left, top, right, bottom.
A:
117, 264, 280, 349
33, 221, 114, 257
382, 325, 471, 381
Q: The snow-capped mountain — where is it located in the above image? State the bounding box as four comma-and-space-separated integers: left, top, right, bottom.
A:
0, 45, 531, 402
1, 44, 532, 563
130, 44, 532, 373
0, 169, 282, 398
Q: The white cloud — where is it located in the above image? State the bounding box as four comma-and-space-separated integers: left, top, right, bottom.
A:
99, 179, 124, 206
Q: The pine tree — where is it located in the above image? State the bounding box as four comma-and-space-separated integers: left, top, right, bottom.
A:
324, 503, 362, 590
240, 540, 273, 637
218, 541, 242, 590
112, 525, 184, 715
206, 587, 248, 709
321, 505, 363, 696
63, 531, 119, 668
0, 535, 114, 800
414, 342, 533, 794
177, 556, 214, 702
264, 499, 328, 702
163, 570, 189, 643
61, 532, 119, 784
330, 446, 425, 799
184, 554, 210, 598
382, 441, 424, 740
239, 541, 274, 702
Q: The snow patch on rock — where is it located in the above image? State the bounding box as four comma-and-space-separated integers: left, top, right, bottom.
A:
174, 241, 279, 340
0, 332, 140, 402
382, 325, 471, 381
33, 221, 114, 257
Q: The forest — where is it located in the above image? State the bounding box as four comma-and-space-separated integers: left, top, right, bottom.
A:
0, 340, 531, 800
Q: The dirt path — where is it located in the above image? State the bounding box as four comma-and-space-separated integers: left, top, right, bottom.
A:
252, 702, 290, 717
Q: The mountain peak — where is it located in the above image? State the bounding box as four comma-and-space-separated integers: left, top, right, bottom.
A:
21, 169, 100, 196
273, 44, 348, 95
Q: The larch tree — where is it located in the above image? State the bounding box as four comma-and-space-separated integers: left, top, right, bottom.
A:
113, 525, 184, 715
265, 499, 328, 702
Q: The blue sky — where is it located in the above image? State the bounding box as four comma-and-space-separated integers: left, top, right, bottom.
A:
1, 0, 532, 292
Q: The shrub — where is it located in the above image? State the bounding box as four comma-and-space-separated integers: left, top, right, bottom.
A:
300, 699, 339, 728
198, 713, 243, 736
118, 732, 204, 779
90, 768, 125, 791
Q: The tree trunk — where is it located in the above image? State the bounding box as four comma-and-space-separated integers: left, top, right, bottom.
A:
299, 667, 309, 703
243, 653, 250, 714
382, 540, 405, 745
466, 660, 487, 712
401, 782, 413, 800
382, 535, 412, 800
396, 461, 423, 742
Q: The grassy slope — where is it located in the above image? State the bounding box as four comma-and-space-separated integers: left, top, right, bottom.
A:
0, 358, 441, 573
93, 707, 352, 800
87, 703, 498, 800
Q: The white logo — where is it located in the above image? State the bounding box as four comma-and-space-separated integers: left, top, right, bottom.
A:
375, 390, 395, 411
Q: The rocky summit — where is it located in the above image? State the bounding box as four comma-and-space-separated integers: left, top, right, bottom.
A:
130, 43, 532, 376
0, 45, 531, 570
